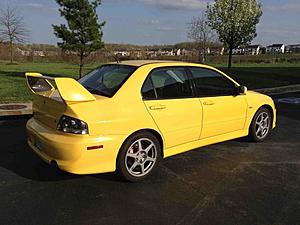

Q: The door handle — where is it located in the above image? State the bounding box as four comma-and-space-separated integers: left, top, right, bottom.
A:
203, 101, 215, 106
149, 105, 166, 110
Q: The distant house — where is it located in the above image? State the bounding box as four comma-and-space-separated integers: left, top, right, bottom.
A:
208, 45, 225, 56
171, 49, 188, 56
160, 48, 175, 56
232, 46, 245, 55
244, 45, 263, 55
181, 49, 190, 56
266, 44, 285, 54
45, 49, 60, 57
33, 50, 45, 57
145, 49, 158, 58
114, 50, 130, 57
131, 50, 144, 58
15, 47, 30, 56
285, 44, 300, 53
16, 47, 45, 57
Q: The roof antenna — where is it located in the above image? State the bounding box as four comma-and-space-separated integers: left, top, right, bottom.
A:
103, 46, 121, 63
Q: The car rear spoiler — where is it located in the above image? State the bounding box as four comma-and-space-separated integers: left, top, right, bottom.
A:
25, 73, 96, 103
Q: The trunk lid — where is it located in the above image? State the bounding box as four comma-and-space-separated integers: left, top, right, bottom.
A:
26, 73, 96, 129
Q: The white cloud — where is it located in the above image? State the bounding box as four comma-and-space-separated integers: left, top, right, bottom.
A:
106, 0, 208, 10
141, 0, 208, 10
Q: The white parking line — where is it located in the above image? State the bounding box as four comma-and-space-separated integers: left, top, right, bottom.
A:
277, 97, 300, 104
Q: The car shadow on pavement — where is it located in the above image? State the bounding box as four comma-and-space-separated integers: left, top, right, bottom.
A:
0, 116, 124, 182
0, 114, 281, 184
0, 116, 77, 181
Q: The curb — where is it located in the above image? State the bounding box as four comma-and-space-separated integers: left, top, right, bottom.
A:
1, 84, 300, 117
254, 84, 300, 95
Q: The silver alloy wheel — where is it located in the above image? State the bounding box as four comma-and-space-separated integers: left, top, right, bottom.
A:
125, 138, 157, 177
255, 112, 270, 139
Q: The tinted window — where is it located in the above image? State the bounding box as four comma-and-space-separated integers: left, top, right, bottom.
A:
142, 77, 156, 99
79, 65, 137, 97
190, 68, 237, 97
143, 68, 193, 99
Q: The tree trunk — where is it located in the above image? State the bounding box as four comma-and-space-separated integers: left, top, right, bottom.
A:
198, 49, 202, 63
228, 44, 233, 72
199, 50, 205, 63
9, 40, 13, 64
202, 45, 206, 63
79, 52, 84, 78
79, 63, 84, 78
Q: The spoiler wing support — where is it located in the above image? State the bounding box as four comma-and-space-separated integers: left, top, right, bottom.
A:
25, 72, 96, 103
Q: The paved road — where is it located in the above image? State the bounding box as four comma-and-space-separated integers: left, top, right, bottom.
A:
0, 94, 299, 225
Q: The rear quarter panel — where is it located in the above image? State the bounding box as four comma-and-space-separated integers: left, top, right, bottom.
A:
65, 65, 163, 140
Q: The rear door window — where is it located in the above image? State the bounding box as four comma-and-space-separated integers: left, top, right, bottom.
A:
189, 68, 237, 97
142, 67, 193, 100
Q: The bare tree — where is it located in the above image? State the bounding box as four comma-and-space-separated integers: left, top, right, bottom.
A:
187, 14, 215, 63
0, 6, 29, 64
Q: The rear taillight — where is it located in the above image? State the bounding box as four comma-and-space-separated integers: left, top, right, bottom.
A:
57, 115, 88, 135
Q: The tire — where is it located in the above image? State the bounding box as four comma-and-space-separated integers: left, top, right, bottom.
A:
117, 132, 162, 182
248, 107, 272, 142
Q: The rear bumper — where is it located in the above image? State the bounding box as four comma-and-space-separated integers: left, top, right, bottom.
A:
26, 118, 126, 174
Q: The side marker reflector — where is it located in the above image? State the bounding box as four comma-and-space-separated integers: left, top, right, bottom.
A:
87, 145, 103, 150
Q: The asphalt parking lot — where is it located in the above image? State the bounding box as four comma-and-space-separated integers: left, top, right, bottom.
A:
0, 93, 299, 225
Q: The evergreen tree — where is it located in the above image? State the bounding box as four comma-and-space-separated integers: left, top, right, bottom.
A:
53, 0, 105, 77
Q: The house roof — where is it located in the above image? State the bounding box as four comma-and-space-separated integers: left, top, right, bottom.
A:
267, 44, 284, 48
286, 44, 300, 48
246, 45, 261, 48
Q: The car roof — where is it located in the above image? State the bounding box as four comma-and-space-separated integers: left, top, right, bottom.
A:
112, 60, 240, 86
109, 60, 203, 67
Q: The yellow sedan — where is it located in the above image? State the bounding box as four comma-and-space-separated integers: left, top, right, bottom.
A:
26, 61, 276, 181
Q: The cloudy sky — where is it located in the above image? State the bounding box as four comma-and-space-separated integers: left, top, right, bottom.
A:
0, 0, 299, 46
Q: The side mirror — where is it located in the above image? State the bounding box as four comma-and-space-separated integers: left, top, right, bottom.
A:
238, 85, 247, 94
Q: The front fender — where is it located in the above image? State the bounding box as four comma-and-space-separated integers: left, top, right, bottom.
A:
245, 91, 276, 130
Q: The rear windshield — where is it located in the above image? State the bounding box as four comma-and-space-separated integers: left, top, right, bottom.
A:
79, 64, 137, 97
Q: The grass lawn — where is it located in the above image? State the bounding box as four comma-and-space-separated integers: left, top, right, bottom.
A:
218, 65, 300, 90
0, 61, 99, 103
0, 61, 300, 103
